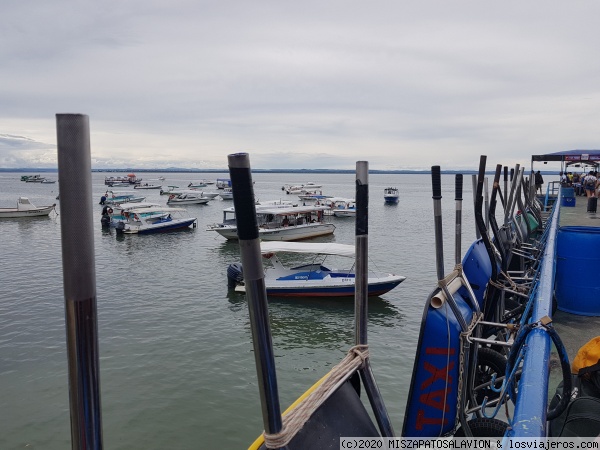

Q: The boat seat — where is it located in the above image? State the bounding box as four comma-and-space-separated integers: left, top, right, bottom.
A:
255, 374, 380, 450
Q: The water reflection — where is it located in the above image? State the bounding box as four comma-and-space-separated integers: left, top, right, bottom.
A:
229, 293, 404, 350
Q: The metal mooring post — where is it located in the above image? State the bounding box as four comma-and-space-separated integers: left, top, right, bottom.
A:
56, 114, 104, 450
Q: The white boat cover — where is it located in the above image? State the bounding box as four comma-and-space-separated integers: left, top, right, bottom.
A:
257, 205, 330, 215
117, 202, 160, 210
260, 241, 355, 257
129, 206, 188, 214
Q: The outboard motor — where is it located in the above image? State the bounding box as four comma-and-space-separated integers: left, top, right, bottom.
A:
227, 262, 244, 288
100, 214, 111, 227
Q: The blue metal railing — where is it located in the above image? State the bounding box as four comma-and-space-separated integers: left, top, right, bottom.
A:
506, 198, 561, 437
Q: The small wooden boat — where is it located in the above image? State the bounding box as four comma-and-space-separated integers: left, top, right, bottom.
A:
0, 197, 56, 218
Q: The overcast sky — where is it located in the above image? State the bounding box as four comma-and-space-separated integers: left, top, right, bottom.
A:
2, 1, 600, 170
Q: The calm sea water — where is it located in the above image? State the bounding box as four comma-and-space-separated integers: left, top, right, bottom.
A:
0, 171, 480, 450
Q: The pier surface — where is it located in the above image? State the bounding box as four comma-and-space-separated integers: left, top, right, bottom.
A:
550, 198, 600, 383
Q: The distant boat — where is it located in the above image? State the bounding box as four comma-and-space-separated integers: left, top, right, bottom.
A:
104, 174, 141, 186
0, 197, 56, 218
216, 178, 231, 189
102, 190, 146, 205
384, 187, 399, 203
167, 192, 211, 205
134, 183, 162, 190
23, 175, 46, 183
283, 182, 323, 195
219, 188, 234, 200
188, 181, 207, 188
41, 179, 56, 184
228, 241, 406, 297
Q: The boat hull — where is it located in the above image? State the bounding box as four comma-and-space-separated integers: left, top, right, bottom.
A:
120, 218, 197, 234
167, 199, 210, 205
263, 278, 405, 297
0, 206, 55, 218
213, 223, 335, 241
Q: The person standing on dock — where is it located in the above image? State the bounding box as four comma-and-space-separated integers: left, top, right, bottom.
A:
534, 170, 544, 194
583, 171, 598, 198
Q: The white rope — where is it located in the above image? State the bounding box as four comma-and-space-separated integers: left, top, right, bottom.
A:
262, 345, 369, 449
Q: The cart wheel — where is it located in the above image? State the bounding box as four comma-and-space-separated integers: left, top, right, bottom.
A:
454, 417, 508, 437
474, 348, 507, 405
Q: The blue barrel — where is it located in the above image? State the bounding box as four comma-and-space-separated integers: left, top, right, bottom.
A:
555, 226, 600, 316
561, 187, 575, 197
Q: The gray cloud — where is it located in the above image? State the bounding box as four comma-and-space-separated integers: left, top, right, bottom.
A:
2, 1, 600, 169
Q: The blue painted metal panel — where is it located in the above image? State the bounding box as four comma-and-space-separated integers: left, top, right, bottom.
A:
402, 292, 473, 437
461, 239, 493, 308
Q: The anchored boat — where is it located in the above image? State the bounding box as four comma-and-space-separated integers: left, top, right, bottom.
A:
0, 197, 56, 218
208, 204, 335, 241
228, 241, 406, 297
384, 187, 399, 203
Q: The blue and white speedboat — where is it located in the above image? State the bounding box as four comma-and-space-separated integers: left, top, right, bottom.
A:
102, 190, 145, 205
115, 206, 197, 234
229, 241, 406, 297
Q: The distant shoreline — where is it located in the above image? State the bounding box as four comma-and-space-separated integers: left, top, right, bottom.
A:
0, 168, 560, 175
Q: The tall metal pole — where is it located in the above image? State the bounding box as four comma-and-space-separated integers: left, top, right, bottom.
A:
431, 166, 445, 280
228, 153, 284, 446
455, 174, 463, 265
354, 161, 395, 438
56, 114, 103, 450
471, 174, 481, 239
355, 161, 369, 346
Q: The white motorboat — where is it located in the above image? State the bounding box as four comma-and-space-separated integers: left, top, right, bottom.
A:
134, 183, 162, 190
297, 190, 333, 202
199, 192, 220, 199
115, 206, 197, 234
228, 241, 406, 297
316, 197, 356, 217
101, 190, 146, 205
23, 175, 46, 183
332, 199, 356, 218
41, 179, 57, 184
283, 182, 323, 194
101, 201, 160, 227
188, 182, 207, 188
384, 187, 399, 203
208, 204, 335, 241
167, 192, 210, 205
219, 188, 234, 200
216, 178, 231, 189
0, 197, 56, 218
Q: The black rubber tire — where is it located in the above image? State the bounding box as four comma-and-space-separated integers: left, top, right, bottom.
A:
454, 417, 509, 437
474, 348, 507, 405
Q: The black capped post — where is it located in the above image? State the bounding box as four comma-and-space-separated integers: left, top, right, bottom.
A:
431, 166, 444, 280
56, 114, 103, 450
228, 153, 284, 445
